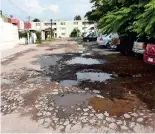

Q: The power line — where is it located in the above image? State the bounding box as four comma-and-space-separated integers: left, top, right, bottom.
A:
7, 0, 38, 20
8, 0, 29, 16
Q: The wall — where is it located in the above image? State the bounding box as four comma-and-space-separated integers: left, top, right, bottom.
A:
0, 18, 19, 51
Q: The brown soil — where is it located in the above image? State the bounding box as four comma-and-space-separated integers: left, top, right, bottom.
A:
89, 94, 140, 116
80, 55, 155, 109
1, 49, 36, 66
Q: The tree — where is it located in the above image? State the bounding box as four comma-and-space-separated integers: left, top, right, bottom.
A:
85, 0, 154, 37
70, 28, 81, 37
74, 15, 82, 20
85, 0, 155, 55
33, 18, 40, 22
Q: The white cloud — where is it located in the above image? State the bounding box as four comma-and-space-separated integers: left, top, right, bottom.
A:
48, 5, 60, 13
14, 0, 60, 14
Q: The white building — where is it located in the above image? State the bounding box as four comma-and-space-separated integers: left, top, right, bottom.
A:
30, 20, 96, 39
0, 18, 19, 51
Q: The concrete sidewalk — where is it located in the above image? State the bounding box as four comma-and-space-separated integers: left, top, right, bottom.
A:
0, 44, 36, 60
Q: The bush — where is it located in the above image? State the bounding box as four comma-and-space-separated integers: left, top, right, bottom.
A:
70, 28, 80, 37
36, 32, 42, 44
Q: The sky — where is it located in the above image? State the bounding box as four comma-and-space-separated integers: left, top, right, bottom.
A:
1, 0, 92, 21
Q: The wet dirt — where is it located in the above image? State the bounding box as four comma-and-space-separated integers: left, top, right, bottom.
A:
89, 94, 139, 116
32, 55, 62, 69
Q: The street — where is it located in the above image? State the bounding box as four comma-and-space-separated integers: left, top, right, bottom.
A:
1, 39, 155, 133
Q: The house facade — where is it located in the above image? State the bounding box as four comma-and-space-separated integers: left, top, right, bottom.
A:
30, 20, 95, 39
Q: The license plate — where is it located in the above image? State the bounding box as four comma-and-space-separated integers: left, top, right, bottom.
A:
148, 57, 154, 62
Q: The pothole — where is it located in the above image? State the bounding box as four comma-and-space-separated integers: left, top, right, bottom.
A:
89, 95, 139, 116
76, 70, 112, 82
59, 80, 78, 87
66, 57, 105, 65
53, 92, 94, 107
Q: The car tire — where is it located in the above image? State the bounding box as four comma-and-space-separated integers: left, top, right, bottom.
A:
106, 43, 111, 49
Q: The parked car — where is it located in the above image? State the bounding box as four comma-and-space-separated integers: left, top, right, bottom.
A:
132, 37, 148, 57
144, 44, 155, 65
83, 33, 97, 42
97, 34, 111, 48
97, 33, 119, 49
119, 33, 137, 56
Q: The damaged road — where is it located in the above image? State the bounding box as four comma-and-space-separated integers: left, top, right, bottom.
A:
1, 39, 155, 133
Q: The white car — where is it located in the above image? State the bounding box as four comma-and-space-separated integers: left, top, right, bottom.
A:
97, 33, 119, 48
97, 34, 111, 48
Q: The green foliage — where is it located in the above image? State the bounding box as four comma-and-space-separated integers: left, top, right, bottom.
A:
74, 15, 82, 20
33, 18, 40, 22
36, 32, 42, 44
19, 31, 28, 38
85, 0, 154, 39
70, 28, 81, 37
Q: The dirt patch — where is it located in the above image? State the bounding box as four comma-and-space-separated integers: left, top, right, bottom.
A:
89, 94, 139, 116
1, 49, 36, 65
23, 89, 42, 107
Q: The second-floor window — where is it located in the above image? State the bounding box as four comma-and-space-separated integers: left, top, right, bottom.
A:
74, 22, 78, 25
60, 22, 65, 25
36, 23, 40, 26
60, 27, 66, 30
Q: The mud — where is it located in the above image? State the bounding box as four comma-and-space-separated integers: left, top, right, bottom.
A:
89, 94, 139, 116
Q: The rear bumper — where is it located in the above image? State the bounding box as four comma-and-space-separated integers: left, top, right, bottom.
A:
97, 41, 106, 46
144, 53, 155, 65
132, 48, 145, 54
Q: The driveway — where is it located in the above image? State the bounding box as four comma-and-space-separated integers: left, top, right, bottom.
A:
1, 39, 155, 133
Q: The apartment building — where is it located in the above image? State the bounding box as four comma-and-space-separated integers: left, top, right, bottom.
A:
30, 20, 95, 39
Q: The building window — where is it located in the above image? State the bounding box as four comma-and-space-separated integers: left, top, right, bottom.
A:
45, 23, 50, 26
74, 22, 78, 25
60, 22, 65, 25
61, 33, 66, 36
60, 27, 66, 30
83, 27, 86, 30
36, 23, 40, 26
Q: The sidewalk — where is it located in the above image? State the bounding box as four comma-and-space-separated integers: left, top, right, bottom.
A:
0, 44, 36, 60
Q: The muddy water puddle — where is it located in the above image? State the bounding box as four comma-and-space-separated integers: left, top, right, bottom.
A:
66, 57, 105, 65
76, 70, 112, 82
53, 92, 94, 107
59, 80, 78, 87
89, 95, 139, 116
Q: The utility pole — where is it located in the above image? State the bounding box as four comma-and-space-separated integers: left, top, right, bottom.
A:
0, 10, 2, 17
50, 19, 53, 38
27, 16, 30, 44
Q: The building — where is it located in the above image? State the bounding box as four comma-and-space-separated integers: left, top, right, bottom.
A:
30, 19, 95, 39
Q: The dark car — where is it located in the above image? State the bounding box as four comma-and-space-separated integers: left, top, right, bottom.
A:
83, 33, 97, 42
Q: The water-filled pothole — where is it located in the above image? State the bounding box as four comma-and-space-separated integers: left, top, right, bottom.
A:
59, 80, 78, 87
76, 70, 112, 82
53, 92, 94, 107
66, 57, 105, 65
89, 96, 138, 116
